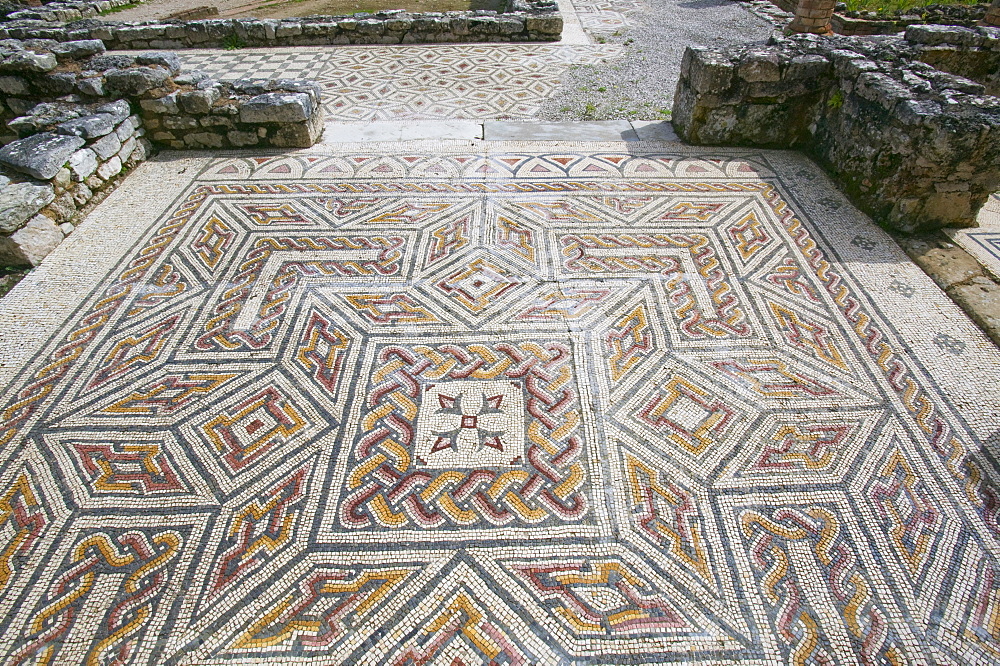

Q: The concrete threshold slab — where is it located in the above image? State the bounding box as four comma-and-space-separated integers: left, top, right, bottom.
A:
484, 120, 633, 141
322, 120, 484, 144
319, 120, 682, 144
627, 120, 681, 142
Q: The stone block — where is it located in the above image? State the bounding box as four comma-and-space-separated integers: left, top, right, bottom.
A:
0, 182, 55, 234
785, 54, 832, 80
525, 15, 562, 35
104, 66, 170, 97
276, 22, 303, 37
163, 115, 199, 130
0, 133, 86, 180
498, 17, 524, 34
87, 54, 138, 72
173, 70, 211, 86
199, 115, 234, 128
183, 132, 224, 148
268, 113, 323, 148
133, 138, 153, 163
49, 39, 105, 60
36, 72, 77, 96
96, 100, 133, 125
385, 18, 413, 32
71, 182, 92, 206
178, 88, 221, 114
56, 113, 117, 139
90, 132, 122, 160
52, 168, 71, 191
227, 130, 259, 146
949, 277, 1000, 343
239, 92, 313, 123
44, 191, 76, 222
0, 75, 30, 95
118, 136, 137, 163
905, 24, 980, 47
0, 213, 63, 266
0, 51, 57, 73
68, 148, 99, 181
76, 75, 104, 96
6, 98, 35, 116
141, 92, 179, 115
96, 155, 122, 181
136, 51, 182, 74
738, 50, 781, 83
687, 48, 735, 94
116, 116, 138, 141
921, 190, 973, 227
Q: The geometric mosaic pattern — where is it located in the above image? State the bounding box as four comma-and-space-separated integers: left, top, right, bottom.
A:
179, 44, 621, 120
947, 192, 1000, 281
573, 0, 642, 34
1, 145, 999, 664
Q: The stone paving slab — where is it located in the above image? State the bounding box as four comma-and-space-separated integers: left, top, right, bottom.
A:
319, 119, 681, 144
323, 120, 485, 143
484, 119, 633, 140
1, 141, 999, 665
948, 193, 1000, 281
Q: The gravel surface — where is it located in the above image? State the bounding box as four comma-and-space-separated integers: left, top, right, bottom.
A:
539, 0, 776, 120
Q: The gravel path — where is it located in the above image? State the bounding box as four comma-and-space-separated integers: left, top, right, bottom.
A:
539, 0, 776, 120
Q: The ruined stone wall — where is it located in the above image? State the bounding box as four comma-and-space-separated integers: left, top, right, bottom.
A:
769, 0, 991, 36
906, 24, 1000, 95
0, 37, 325, 265
0, 98, 145, 265
1, 2, 563, 46
671, 31, 1000, 233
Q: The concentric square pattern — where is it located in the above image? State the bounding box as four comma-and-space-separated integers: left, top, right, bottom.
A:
0, 146, 997, 665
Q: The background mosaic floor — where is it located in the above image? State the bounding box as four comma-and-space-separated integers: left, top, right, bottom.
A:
1, 142, 999, 665
177, 44, 622, 121
948, 193, 1000, 281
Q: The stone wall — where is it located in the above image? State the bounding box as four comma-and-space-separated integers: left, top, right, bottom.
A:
1, 2, 563, 46
906, 24, 1000, 95
768, 0, 990, 36
672, 31, 1000, 233
1, 37, 325, 265
0, 99, 147, 265
1, 40, 324, 147
5, 0, 140, 24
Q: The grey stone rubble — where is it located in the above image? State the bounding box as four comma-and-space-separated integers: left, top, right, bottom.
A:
5, 0, 143, 25
0, 96, 149, 265
671, 27, 1000, 233
753, 0, 991, 36
906, 24, 999, 95
0, 36, 326, 266
0, 1, 563, 47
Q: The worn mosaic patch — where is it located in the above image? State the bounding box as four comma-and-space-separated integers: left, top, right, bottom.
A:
180, 45, 621, 121
0, 147, 998, 664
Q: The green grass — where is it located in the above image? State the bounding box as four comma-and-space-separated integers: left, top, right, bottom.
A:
99, 2, 142, 15
843, 0, 981, 15
0, 265, 29, 299
223, 34, 247, 50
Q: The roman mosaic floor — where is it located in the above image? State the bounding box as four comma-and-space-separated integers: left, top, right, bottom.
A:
178, 44, 622, 121
1, 141, 999, 664
948, 193, 1000, 281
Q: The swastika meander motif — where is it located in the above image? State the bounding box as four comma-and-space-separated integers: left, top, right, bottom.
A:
0, 146, 998, 665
